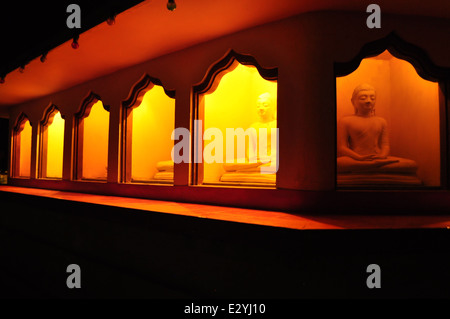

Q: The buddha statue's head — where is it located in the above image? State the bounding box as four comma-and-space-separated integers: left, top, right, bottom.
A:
256, 92, 276, 122
351, 84, 376, 116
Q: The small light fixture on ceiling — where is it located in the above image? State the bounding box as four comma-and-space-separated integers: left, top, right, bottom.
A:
167, 0, 176, 11
71, 35, 80, 49
107, 15, 116, 26
40, 52, 48, 63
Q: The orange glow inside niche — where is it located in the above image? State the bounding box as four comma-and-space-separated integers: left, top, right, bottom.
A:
82, 100, 109, 180
336, 50, 441, 187
40, 110, 65, 179
202, 62, 277, 185
15, 119, 32, 178
129, 85, 175, 183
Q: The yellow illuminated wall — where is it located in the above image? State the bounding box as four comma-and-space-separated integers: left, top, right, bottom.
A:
203, 62, 277, 184
18, 120, 32, 178
82, 100, 109, 180
44, 111, 65, 179
131, 85, 175, 182
336, 50, 440, 186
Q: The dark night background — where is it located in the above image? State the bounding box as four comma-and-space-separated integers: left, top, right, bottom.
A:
0, 1, 144, 78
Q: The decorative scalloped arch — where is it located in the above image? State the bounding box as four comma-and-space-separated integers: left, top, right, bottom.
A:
191, 49, 278, 185
75, 91, 109, 120
194, 49, 278, 95
120, 74, 176, 183
334, 32, 450, 81
13, 112, 31, 133
38, 103, 65, 179
122, 74, 176, 110
40, 103, 61, 127
12, 112, 32, 178
335, 32, 450, 189
73, 91, 109, 180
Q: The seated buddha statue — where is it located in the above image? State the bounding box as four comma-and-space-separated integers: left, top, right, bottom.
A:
220, 92, 277, 184
337, 84, 421, 185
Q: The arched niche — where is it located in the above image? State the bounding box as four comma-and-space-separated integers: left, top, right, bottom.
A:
192, 50, 278, 186
121, 74, 176, 184
74, 92, 110, 181
335, 32, 450, 189
12, 113, 32, 178
38, 104, 65, 179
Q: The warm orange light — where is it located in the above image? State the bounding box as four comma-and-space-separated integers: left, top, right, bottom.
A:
130, 85, 175, 182
82, 100, 109, 180
203, 62, 277, 184
18, 120, 32, 177
336, 50, 440, 186
44, 111, 65, 178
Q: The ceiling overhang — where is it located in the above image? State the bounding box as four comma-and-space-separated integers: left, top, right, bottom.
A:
0, 0, 449, 109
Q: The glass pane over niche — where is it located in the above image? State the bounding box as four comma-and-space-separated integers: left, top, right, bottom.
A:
39, 108, 65, 179
81, 100, 109, 180
200, 62, 278, 186
128, 85, 175, 184
13, 117, 32, 178
336, 50, 441, 188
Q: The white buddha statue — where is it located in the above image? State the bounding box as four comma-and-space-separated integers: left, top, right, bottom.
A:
337, 84, 420, 184
250, 92, 277, 166
220, 92, 277, 183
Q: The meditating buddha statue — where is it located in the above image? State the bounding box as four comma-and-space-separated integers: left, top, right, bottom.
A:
220, 92, 277, 184
337, 84, 421, 186
250, 92, 277, 168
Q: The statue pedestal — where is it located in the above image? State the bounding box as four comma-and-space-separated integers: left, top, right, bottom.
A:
337, 156, 422, 187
